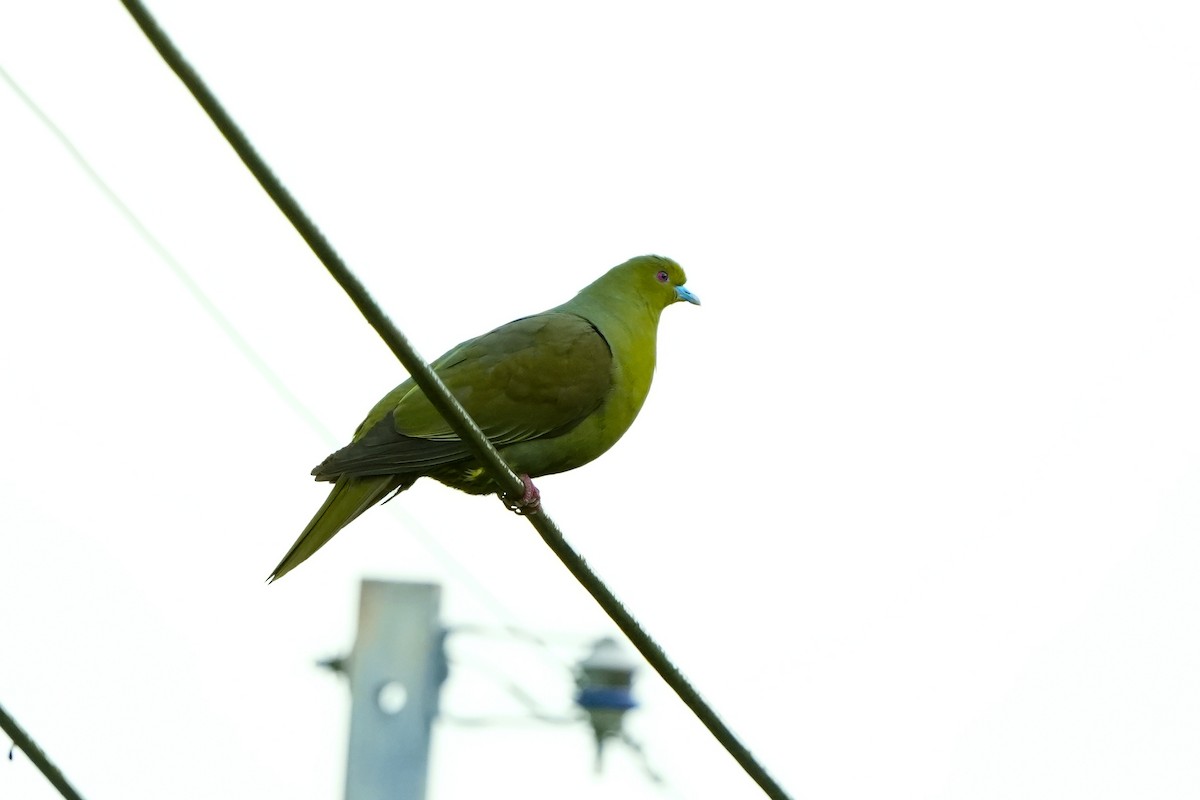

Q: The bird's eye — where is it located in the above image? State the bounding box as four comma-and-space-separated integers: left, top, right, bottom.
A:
656, 270, 669, 283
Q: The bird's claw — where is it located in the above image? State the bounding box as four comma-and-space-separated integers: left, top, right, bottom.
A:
503, 474, 542, 516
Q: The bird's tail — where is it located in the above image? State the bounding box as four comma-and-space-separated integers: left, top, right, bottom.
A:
268, 475, 411, 582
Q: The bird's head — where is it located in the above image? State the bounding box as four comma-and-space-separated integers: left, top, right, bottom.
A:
566, 254, 700, 321
622, 254, 701, 310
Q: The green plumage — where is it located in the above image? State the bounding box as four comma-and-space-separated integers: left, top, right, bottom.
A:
269, 254, 698, 581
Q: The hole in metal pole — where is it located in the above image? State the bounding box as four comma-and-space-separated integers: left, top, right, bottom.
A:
377, 681, 408, 715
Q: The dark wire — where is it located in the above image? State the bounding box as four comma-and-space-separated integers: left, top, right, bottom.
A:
117, 2, 793, 798
0, 703, 88, 800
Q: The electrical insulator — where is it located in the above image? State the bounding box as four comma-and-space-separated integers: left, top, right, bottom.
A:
574, 637, 638, 771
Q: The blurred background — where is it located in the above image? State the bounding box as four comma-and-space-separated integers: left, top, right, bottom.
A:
2, 1, 1199, 798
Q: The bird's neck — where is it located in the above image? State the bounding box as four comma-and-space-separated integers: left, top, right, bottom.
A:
560, 293, 661, 412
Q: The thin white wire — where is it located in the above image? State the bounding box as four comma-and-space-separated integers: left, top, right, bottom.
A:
0, 61, 566, 668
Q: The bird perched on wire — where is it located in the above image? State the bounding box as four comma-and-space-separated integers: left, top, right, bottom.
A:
269, 254, 699, 581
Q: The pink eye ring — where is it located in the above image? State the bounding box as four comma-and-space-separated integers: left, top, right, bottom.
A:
656, 270, 669, 283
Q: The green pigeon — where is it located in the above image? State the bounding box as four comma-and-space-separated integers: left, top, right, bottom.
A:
269, 254, 699, 581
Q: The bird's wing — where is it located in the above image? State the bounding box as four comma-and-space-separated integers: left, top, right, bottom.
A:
312, 312, 613, 479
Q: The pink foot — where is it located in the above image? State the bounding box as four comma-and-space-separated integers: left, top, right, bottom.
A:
504, 474, 542, 516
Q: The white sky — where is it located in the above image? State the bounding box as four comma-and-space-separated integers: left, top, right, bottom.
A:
2, 1, 1199, 799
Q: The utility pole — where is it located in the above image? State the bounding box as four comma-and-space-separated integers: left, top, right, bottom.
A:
333, 580, 446, 800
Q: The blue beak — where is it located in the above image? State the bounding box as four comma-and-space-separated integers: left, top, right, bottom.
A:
675, 285, 700, 305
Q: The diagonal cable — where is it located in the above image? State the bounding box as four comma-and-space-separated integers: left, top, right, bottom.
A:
0, 702, 87, 800
117, 2, 793, 798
